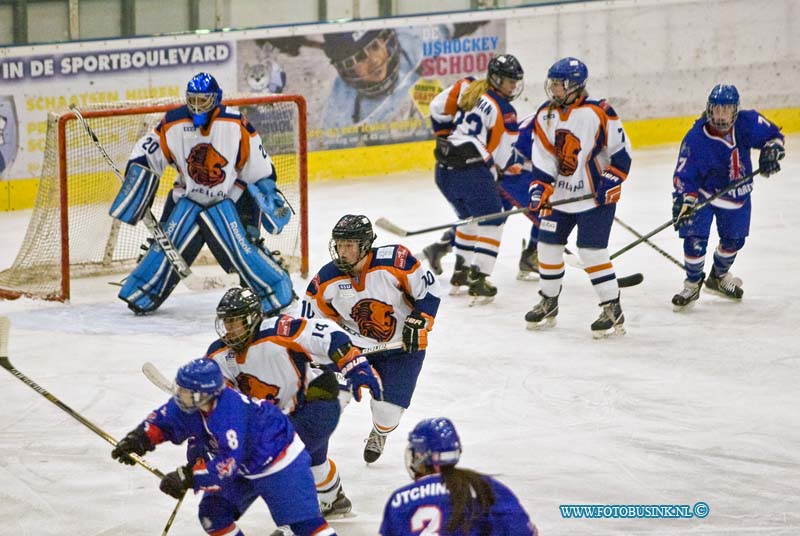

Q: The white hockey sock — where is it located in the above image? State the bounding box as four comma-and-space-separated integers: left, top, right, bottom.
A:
453, 222, 478, 259
537, 242, 565, 297
578, 247, 619, 303
312, 458, 342, 505
471, 223, 504, 275
370, 399, 404, 434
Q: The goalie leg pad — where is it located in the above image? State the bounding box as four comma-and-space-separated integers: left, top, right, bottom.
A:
119, 197, 203, 314
199, 199, 294, 314
248, 177, 291, 235
109, 163, 160, 225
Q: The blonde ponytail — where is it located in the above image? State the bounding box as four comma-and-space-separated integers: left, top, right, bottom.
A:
458, 79, 491, 111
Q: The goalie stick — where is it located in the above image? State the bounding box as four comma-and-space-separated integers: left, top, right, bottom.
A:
69, 105, 192, 279
376, 192, 596, 237
142, 341, 406, 395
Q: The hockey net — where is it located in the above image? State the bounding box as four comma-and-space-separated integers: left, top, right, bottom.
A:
0, 94, 308, 302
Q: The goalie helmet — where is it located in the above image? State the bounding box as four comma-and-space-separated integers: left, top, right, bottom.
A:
186, 72, 223, 128
545, 57, 588, 106
329, 214, 377, 273
487, 54, 524, 101
174, 358, 224, 413
322, 29, 401, 98
706, 84, 739, 132
215, 287, 263, 353
405, 417, 462, 479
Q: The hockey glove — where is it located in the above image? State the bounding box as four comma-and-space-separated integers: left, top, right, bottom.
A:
111, 425, 155, 465
596, 169, 624, 204
160, 463, 193, 499
529, 180, 554, 212
340, 354, 383, 402
402, 311, 429, 353
671, 193, 698, 230
759, 142, 785, 177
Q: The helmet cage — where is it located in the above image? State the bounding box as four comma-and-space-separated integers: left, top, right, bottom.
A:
173, 359, 224, 413
706, 84, 740, 131
186, 73, 222, 127
329, 215, 376, 272
333, 29, 401, 98
215, 288, 263, 352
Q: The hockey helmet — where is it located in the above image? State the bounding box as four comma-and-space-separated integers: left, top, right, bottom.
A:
322, 29, 401, 98
186, 72, 223, 128
174, 358, 224, 413
545, 57, 588, 106
405, 417, 462, 479
706, 84, 739, 131
488, 54, 524, 100
215, 287, 263, 352
329, 214, 376, 273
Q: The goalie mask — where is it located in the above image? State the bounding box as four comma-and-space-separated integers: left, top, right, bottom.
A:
545, 57, 588, 107
329, 214, 376, 273
405, 417, 462, 479
322, 29, 401, 98
215, 287, 263, 353
186, 72, 223, 128
174, 358, 224, 413
706, 84, 739, 132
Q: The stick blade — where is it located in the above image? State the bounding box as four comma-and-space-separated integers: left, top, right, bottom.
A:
374, 217, 409, 237
142, 361, 174, 394
0, 316, 9, 359
618, 273, 644, 288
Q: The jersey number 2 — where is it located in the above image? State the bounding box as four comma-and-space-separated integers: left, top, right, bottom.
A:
410, 505, 442, 535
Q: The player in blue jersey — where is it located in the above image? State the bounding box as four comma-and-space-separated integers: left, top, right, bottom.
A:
379, 417, 536, 536
671, 84, 784, 309
110, 358, 336, 536
431, 54, 524, 304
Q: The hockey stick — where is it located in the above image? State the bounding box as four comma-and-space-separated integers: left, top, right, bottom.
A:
69, 105, 192, 279
613, 217, 683, 270
610, 169, 762, 261
0, 316, 165, 479
162, 491, 186, 536
376, 193, 596, 237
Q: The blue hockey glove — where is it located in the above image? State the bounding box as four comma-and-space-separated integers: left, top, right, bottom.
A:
529, 180, 554, 212
402, 311, 429, 353
597, 169, 624, 204
672, 193, 698, 230
247, 178, 291, 235
759, 142, 785, 177
160, 463, 193, 499
340, 354, 383, 402
111, 425, 154, 465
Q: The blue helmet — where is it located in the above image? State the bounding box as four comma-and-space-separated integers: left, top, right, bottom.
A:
488, 54, 524, 100
546, 57, 588, 106
322, 29, 400, 98
174, 358, 224, 412
405, 417, 462, 478
706, 84, 739, 131
186, 72, 223, 128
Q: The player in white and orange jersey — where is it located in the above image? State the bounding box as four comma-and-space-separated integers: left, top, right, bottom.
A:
524, 57, 633, 338
302, 215, 442, 465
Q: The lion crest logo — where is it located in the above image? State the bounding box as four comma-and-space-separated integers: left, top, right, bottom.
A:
351, 299, 397, 342
236, 373, 280, 404
554, 129, 581, 176
187, 143, 229, 187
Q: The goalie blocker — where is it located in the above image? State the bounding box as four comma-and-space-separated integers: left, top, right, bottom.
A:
109, 163, 161, 225
118, 196, 293, 315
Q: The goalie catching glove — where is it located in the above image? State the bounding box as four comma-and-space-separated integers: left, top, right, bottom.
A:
332, 343, 383, 402
759, 141, 785, 177
111, 425, 155, 465
402, 310, 430, 353
247, 177, 292, 235
160, 463, 194, 499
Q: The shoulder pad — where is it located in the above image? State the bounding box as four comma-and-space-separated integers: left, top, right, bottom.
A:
307, 262, 344, 295
371, 244, 417, 270
206, 338, 227, 357
164, 106, 190, 124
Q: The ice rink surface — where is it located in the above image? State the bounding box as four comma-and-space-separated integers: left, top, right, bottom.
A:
0, 139, 798, 535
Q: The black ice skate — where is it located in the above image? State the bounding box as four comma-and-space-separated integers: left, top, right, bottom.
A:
449, 255, 470, 296
704, 269, 743, 300
422, 232, 453, 276
591, 297, 625, 338
672, 274, 705, 311
321, 486, 353, 518
525, 291, 559, 329
517, 240, 539, 281
364, 428, 387, 463
467, 268, 497, 306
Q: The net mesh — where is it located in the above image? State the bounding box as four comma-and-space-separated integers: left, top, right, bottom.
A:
0, 94, 306, 301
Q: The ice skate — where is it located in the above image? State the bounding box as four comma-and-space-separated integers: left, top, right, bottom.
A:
449, 255, 470, 296
363, 428, 387, 463
672, 274, 704, 311
467, 269, 497, 306
269, 527, 294, 536
525, 291, 559, 329
704, 269, 743, 300
591, 297, 625, 338
320, 486, 353, 518
422, 233, 452, 276
517, 240, 539, 281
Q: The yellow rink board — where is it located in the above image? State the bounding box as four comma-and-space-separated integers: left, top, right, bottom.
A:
2, 107, 798, 212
